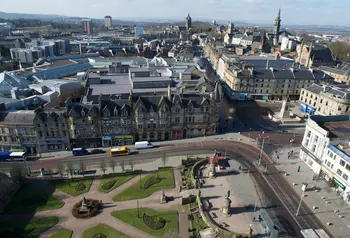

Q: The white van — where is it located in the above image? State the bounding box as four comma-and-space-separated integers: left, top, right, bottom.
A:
135, 141, 153, 149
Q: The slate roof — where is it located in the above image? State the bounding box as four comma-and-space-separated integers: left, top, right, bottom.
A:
100, 99, 131, 116
0, 110, 36, 125
133, 96, 171, 112
310, 44, 334, 62
304, 83, 350, 100
68, 103, 99, 117
251, 68, 333, 80
319, 66, 350, 76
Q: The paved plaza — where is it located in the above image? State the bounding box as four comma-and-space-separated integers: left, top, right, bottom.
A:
269, 146, 350, 238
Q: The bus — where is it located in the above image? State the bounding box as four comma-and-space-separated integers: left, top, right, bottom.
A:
110, 147, 130, 157
0, 152, 27, 162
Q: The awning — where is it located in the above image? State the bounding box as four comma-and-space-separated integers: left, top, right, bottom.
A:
333, 177, 346, 191
321, 167, 333, 178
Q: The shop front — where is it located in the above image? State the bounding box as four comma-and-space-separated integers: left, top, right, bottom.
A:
114, 135, 133, 146
321, 167, 333, 184
333, 177, 346, 193
70, 138, 102, 148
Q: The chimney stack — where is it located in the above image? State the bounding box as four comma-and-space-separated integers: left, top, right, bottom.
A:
167, 84, 171, 99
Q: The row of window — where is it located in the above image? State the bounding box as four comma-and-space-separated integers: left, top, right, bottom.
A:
39, 131, 67, 137
37, 122, 65, 128
0, 136, 37, 143
0, 127, 36, 135
253, 89, 299, 94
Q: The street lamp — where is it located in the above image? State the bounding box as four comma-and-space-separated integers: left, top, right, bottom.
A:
258, 136, 268, 166
296, 183, 308, 216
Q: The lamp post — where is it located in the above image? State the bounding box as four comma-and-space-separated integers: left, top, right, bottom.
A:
258, 137, 266, 166
296, 183, 308, 216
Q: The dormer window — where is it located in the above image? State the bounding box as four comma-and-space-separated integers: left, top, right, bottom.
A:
81, 110, 85, 116
113, 108, 118, 116
104, 110, 110, 117
122, 110, 128, 117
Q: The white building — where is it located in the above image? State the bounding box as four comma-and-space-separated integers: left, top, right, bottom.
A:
104, 16, 112, 28
281, 36, 297, 51
10, 48, 34, 64
300, 115, 350, 201
322, 142, 350, 202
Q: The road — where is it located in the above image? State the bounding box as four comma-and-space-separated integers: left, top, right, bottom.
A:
1, 139, 331, 238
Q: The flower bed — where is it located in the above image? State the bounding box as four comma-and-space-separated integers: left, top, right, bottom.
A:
142, 213, 166, 230
143, 176, 162, 189
72, 199, 102, 219
75, 182, 86, 191
101, 180, 117, 191
92, 233, 107, 238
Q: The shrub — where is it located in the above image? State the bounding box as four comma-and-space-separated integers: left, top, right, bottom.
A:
143, 176, 162, 189
143, 213, 166, 230
102, 180, 117, 190
75, 182, 86, 191
181, 195, 196, 205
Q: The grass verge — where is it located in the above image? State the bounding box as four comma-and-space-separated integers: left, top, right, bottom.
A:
111, 208, 178, 237
82, 223, 129, 238
52, 177, 93, 196
98, 172, 138, 193
49, 229, 72, 238
113, 168, 174, 201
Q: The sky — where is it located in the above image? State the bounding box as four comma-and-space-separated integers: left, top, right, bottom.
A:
1, 0, 349, 26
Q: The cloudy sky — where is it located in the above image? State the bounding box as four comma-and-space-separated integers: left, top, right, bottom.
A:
1, 0, 348, 26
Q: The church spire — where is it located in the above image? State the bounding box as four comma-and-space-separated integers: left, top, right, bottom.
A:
276, 8, 281, 21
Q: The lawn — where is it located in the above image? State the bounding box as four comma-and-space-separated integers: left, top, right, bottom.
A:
0, 216, 58, 238
98, 172, 138, 193
82, 223, 129, 238
4, 184, 64, 214
49, 229, 72, 238
111, 208, 178, 237
113, 168, 175, 201
52, 177, 93, 196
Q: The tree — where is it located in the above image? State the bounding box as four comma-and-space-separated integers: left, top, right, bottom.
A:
100, 159, 106, 175
129, 161, 134, 171
119, 161, 125, 173
66, 162, 74, 178
109, 158, 116, 173
57, 162, 65, 179
161, 152, 167, 167
79, 160, 86, 177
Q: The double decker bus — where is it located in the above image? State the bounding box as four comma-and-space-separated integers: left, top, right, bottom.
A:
110, 147, 130, 157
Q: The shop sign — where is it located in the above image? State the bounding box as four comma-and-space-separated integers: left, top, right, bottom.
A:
333, 177, 346, 190
115, 135, 133, 140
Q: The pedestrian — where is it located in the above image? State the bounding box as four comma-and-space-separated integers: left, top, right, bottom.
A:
253, 217, 256, 222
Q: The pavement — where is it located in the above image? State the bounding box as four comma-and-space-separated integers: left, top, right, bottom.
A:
268, 146, 350, 238
200, 159, 266, 236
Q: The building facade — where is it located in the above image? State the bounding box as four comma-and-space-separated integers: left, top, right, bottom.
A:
82, 19, 93, 35
299, 84, 350, 116
100, 97, 133, 147
273, 9, 281, 46
300, 115, 350, 202
0, 111, 38, 154
223, 66, 334, 100
104, 16, 112, 28
34, 109, 70, 153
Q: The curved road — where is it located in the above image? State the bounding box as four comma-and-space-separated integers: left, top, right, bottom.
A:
4, 139, 329, 238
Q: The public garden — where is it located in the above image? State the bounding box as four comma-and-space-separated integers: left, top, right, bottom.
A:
0, 167, 184, 238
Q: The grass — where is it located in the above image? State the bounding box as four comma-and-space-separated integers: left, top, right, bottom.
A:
49, 229, 72, 238
113, 168, 175, 201
111, 208, 178, 237
82, 223, 129, 238
98, 172, 138, 193
52, 177, 93, 196
0, 216, 58, 238
3, 184, 64, 214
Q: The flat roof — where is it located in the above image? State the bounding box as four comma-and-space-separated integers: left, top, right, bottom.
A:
129, 68, 150, 73
320, 120, 350, 139
89, 75, 131, 95
132, 76, 172, 82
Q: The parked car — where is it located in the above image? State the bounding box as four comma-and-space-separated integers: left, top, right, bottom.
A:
90, 149, 105, 154
72, 148, 89, 156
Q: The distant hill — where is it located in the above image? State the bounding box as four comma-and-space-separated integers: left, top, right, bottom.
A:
0, 11, 66, 20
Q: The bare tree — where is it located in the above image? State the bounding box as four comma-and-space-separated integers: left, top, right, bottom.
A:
119, 160, 125, 173
100, 159, 106, 175
57, 162, 65, 179
161, 152, 167, 167
129, 160, 134, 171
79, 160, 87, 177
66, 162, 74, 178
109, 158, 116, 174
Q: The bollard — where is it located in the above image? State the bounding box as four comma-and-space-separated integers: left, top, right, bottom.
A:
322, 196, 326, 199
297, 166, 301, 172
334, 210, 339, 213
313, 206, 318, 210
293, 182, 297, 186
327, 222, 332, 226
326, 201, 331, 204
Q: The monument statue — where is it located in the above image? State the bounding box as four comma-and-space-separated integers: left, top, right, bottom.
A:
221, 191, 232, 217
